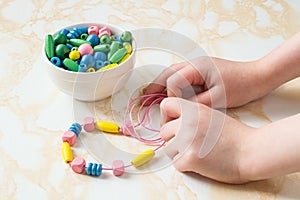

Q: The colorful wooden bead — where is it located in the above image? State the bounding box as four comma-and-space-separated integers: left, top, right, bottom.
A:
108, 41, 120, 60
131, 149, 155, 168
95, 60, 104, 70
86, 163, 102, 176
86, 34, 100, 46
97, 63, 118, 71
69, 50, 80, 60
62, 142, 73, 163
95, 121, 120, 133
68, 122, 82, 137
50, 57, 61, 67
45, 34, 54, 59
63, 58, 79, 72
100, 35, 111, 44
93, 44, 110, 52
55, 44, 70, 59
123, 42, 132, 54
86, 68, 95, 72
98, 26, 111, 38
121, 31, 132, 42
80, 33, 88, 40
54, 33, 67, 45
80, 54, 95, 68
71, 157, 86, 174
118, 53, 130, 64
78, 63, 88, 72
68, 39, 91, 47
78, 43, 94, 56
109, 47, 127, 63
112, 160, 125, 176
88, 25, 99, 35
60, 29, 69, 36
62, 131, 76, 146
94, 52, 107, 61
83, 117, 95, 132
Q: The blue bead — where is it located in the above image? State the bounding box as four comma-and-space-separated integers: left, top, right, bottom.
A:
67, 33, 76, 39
66, 43, 73, 50
115, 36, 123, 43
69, 30, 79, 38
68, 123, 82, 137
80, 55, 95, 69
60, 29, 69, 36
94, 52, 107, 61
103, 61, 110, 66
86, 163, 93, 175
86, 163, 102, 176
50, 57, 61, 67
86, 34, 100, 46
75, 27, 88, 35
78, 63, 88, 72
95, 60, 104, 70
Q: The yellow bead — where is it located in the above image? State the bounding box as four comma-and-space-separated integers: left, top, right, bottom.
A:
62, 142, 73, 163
86, 68, 95, 72
124, 44, 132, 54
95, 121, 119, 133
131, 149, 155, 168
69, 50, 80, 60
97, 63, 118, 71
118, 53, 130, 64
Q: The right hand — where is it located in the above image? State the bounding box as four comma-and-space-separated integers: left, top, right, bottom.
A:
143, 56, 271, 108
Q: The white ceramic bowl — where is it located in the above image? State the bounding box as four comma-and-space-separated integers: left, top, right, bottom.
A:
43, 23, 136, 101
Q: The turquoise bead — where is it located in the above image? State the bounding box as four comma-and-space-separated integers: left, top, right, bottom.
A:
50, 57, 61, 67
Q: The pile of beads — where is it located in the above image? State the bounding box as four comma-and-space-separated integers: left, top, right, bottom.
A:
62, 94, 167, 177
45, 25, 133, 72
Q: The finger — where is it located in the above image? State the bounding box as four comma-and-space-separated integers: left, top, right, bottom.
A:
143, 62, 188, 95
166, 65, 204, 98
163, 139, 179, 159
160, 118, 180, 141
189, 90, 212, 106
160, 97, 182, 126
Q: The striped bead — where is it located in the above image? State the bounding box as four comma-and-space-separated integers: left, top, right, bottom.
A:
68, 123, 82, 137
86, 163, 102, 176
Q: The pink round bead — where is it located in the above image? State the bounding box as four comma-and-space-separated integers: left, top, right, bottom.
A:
83, 117, 95, 132
62, 131, 76, 146
122, 121, 134, 136
88, 25, 99, 35
71, 157, 86, 174
112, 160, 125, 176
78, 43, 94, 56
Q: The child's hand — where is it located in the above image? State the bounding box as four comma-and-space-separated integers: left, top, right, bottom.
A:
160, 97, 254, 184
144, 57, 271, 108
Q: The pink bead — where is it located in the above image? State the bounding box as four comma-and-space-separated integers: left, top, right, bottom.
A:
122, 121, 134, 136
88, 25, 99, 35
62, 131, 76, 146
71, 157, 86, 174
98, 26, 111, 38
112, 160, 125, 176
83, 117, 95, 132
78, 43, 94, 56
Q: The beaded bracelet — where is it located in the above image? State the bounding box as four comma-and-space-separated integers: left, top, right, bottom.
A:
61, 93, 167, 177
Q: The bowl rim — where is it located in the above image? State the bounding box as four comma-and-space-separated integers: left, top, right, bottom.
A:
43, 22, 136, 75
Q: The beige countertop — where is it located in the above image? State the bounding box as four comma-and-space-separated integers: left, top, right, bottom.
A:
1, 0, 300, 199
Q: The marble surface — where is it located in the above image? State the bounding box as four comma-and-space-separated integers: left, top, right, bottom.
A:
1, 0, 300, 199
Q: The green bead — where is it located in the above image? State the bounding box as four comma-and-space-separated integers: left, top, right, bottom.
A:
80, 33, 88, 40
108, 41, 120, 59
94, 44, 110, 52
68, 39, 91, 47
54, 33, 67, 45
55, 44, 70, 59
121, 31, 132, 42
100, 35, 111, 44
45, 34, 54, 59
63, 58, 79, 72
109, 47, 127, 63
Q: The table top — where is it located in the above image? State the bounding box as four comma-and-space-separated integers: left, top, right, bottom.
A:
1, 0, 300, 199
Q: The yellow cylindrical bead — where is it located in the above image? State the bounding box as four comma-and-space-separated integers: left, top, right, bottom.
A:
131, 149, 155, 168
97, 63, 118, 71
118, 53, 130, 64
62, 142, 73, 163
95, 121, 120, 133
